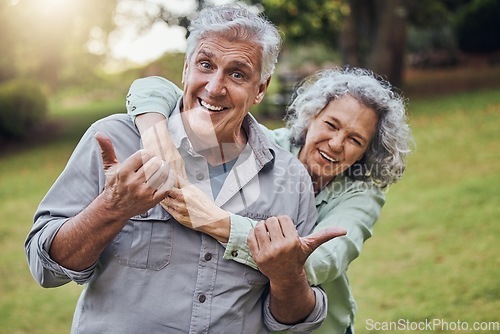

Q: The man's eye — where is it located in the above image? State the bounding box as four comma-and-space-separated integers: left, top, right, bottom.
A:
231, 72, 244, 79
200, 61, 211, 69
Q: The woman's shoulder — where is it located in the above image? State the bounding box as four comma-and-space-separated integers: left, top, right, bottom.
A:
318, 175, 385, 205
257, 125, 295, 151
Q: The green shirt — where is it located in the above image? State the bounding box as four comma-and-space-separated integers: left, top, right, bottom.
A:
225, 127, 385, 334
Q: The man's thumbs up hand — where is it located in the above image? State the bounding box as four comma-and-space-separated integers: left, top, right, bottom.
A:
248, 215, 347, 283
95, 132, 175, 219
95, 132, 120, 174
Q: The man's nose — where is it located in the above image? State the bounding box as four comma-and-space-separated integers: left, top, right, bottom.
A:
206, 72, 227, 96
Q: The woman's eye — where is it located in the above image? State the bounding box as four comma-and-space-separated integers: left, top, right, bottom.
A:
350, 137, 362, 146
325, 121, 337, 130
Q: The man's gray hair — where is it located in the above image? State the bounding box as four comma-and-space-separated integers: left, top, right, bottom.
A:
185, 4, 282, 83
286, 67, 413, 188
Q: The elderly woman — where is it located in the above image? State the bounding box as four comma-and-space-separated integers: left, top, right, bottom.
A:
127, 67, 412, 334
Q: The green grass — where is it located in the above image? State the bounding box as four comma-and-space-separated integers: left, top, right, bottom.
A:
0, 88, 499, 333
0, 98, 122, 334
350, 89, 500, 333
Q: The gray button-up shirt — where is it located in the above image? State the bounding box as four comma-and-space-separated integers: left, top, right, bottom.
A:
26, 102, 324, 333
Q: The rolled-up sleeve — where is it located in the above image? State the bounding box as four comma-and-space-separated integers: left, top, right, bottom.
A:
126, 76, 182, 121
25, 125, 104, 288
263, 287, 327, 333
25, 217, 95, 287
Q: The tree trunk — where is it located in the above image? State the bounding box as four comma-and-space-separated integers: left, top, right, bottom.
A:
340, 0, 411, 87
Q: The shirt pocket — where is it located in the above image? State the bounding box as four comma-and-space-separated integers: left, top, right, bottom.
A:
113, 207, 173, 271
244, 266, 269, 286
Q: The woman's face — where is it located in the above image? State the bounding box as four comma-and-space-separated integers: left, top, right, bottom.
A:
298, 95, 378, 189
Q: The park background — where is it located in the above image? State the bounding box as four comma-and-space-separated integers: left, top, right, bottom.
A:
0, 0, 499, 333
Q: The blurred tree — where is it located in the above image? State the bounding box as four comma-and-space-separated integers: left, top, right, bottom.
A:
455, 0, 500, 53
339, 0, 413, 86
110, 0, 486, 87
241, 0, 412, 86
246, 0, 348, 50
0, 0, 117, 91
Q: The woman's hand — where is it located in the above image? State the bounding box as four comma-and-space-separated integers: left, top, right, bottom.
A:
137, 115, 187, 180
162, 177, 231, 243
135, 114, 230, 241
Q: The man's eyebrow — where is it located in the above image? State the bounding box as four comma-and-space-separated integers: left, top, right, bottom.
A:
230, 60, 254, 72
196, 48, 255, 73
197, 49, 214, 58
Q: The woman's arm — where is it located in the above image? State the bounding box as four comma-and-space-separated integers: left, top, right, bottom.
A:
305, 184, 385, 285
127, 76, 185, 178
224, 182, 385, 286
126, 76, 182, 124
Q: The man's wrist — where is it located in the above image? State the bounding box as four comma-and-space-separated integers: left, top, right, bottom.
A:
269, 272, 316, 324
269, 269, 311, 297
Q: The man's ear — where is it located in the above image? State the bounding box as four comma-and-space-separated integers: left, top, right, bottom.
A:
181, 61, 189, 85
254, 77, 272, 104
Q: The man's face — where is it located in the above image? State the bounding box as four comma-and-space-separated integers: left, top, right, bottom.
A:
181, 34, 269, 146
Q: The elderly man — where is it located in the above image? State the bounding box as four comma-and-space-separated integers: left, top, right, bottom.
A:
26, 5, 327, 334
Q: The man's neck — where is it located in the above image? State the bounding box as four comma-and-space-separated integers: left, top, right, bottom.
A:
181, 112, 247, 165
198, 137, 247, 166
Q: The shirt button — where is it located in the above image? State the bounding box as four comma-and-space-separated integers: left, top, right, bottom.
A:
231, 250, 238, 257
204, 253, 212, 261
196, 172, 204, 181
198, 294, 206, 303
140, 211, 149, 218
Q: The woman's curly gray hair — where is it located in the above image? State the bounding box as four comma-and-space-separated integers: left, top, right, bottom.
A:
286, 67, 413, 188
185, 4, 282, 84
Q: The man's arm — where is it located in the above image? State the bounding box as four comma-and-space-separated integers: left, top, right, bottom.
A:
249, 216, 346, 324
49, 133, 175, 270
26, 131, 175, 289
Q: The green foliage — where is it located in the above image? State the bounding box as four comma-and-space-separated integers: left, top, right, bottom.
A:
0, 80, 48, 138
455, 0, 500, 53
246, 0, 348, 48
407, 25, 458, 54
407, 0, 455, 27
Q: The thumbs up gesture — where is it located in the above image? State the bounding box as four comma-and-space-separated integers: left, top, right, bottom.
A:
95, 132, 176, 219
248, 216, 347, 282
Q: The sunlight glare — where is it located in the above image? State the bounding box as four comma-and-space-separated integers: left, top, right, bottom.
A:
38, 0, 74, 16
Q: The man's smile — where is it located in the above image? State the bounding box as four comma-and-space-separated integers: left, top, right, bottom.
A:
199, 98, 227, 112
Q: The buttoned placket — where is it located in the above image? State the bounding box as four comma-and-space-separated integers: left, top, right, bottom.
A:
189, 234, 220, 334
